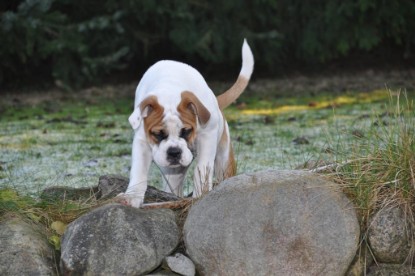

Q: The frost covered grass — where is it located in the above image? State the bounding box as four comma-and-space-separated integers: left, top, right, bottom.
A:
0, 83, 398, 198
328, 92, 415, 223
1, 80, 414, 253
318, 91, 415, 266
0, 106, 132, 195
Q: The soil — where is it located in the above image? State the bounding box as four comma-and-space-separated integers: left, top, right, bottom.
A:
2, 69, 415, 107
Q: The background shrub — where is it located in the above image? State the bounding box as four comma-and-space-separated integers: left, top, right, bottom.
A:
1, 0, 414, 89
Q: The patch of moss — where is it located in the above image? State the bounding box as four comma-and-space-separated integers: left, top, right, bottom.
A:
0, 188, 34, 213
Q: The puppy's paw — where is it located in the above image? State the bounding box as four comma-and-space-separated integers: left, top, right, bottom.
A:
115, 193, 144, 208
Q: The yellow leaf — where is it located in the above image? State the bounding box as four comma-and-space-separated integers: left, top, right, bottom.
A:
49, 235, 61, 250
51, 221, 67, 235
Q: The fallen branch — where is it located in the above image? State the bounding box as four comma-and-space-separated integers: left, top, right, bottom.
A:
142, 199, 193, 210
310, 162, 340, 173
310, 159, 361, 173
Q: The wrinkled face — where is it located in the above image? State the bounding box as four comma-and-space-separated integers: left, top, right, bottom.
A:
140, 92, 210, 169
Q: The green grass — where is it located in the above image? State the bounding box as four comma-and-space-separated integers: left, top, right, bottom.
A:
328, 92, 415, 218
0, 87, 408, 195
1, 84, 414, 256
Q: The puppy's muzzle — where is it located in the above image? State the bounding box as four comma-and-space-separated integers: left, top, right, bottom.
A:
167, 147, 182, 165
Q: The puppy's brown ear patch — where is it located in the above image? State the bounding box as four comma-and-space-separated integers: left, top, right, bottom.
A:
140, 96, 159, 118
139, 96, 165, 143
179, 91, 211, 127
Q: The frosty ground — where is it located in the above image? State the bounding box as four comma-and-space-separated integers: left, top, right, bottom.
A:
1, 69, 414, 196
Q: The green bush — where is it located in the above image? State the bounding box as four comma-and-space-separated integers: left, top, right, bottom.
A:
1, 0, 414, 88
1, 0, 130, 87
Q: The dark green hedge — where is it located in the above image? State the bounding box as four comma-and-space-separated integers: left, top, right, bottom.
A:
1, 0, 414, 88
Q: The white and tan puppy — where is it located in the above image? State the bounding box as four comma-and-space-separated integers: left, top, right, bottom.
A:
118, 39, 254, 207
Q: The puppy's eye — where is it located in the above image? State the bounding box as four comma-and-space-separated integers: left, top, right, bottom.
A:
180, 128, 193, 140
151, 130, 167, 143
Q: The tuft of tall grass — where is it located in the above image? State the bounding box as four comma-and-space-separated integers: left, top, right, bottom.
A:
0, 187, 108, 250
316, 91, 415, 268
328, 90, 415, 235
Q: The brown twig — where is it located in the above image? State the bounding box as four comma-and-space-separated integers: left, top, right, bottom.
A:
141, 199, 193, 210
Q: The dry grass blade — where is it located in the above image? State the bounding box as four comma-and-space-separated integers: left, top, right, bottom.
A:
325, 90, 415, 264
142, 199, 193, 210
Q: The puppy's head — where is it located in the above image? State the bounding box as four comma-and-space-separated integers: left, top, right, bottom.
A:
129, 92, 210, 169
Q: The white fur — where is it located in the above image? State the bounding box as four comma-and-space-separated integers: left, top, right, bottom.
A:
240, 39, 254, 78
152, 114, 193, 168
118, 40, 254, 207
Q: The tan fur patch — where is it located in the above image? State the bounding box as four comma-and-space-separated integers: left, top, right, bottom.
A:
140, 96, 165, 144
219, 113, 229, 148
177, 93, 197, 144
225, 144, 237, 178
217, 75, 249, 110
179, 91, 211, 126
177, 91, 211, 144
219, 114, 237, 179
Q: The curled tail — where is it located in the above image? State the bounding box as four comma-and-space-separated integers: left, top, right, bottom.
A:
217, 39, 254, 110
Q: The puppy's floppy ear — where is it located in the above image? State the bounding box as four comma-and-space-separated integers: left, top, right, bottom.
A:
128, 108, 142, 130
128, 96, 159, 130
180, 91, 211, 126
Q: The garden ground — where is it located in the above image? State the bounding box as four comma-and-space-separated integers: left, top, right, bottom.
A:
1, 69, 414, 196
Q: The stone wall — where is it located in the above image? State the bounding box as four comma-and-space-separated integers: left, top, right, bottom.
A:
0, 170, 412, 275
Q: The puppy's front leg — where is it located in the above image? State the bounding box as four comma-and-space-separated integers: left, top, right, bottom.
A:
193, 165, 213, 198
118, 132, 151, 208
193, 140, 217, 198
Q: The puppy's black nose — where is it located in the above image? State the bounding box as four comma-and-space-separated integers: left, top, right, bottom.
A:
167, 147, 182, 163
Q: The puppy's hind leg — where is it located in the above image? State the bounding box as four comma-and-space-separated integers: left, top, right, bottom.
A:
214, 143, 237, 183
214, 121, 237, 183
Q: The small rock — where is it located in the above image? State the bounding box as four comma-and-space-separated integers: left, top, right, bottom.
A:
41, 186, 98, 201
373, 120, 388, 126
292, 136, 310, 145
96, 121, 116, 128
163, 253, 196, 276
368, 206, 411, 264
367, 263, 414, 276
147, 270, 180, 275
379, 111, 392, 118
97, 174, 129, 199
263, 115, 275, 124
351, 129, 365, 138
358, 114, 370, 120
84, 159, 98, 167
323, 147, 335, 154
0, 215, 56, 275
97, 174, 181, 202
245, 139, 254, 145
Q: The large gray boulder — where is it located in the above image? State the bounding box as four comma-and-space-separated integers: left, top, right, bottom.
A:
0, 215, 56, 275
184, 170, 360, 276
60, 204, 179, 275
368, 206, 411, 264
